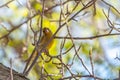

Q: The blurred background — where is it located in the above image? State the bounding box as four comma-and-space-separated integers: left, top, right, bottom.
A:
0, 0, 120, 80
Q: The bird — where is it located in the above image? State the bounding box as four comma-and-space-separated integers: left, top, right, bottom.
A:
23, 27, 54, 75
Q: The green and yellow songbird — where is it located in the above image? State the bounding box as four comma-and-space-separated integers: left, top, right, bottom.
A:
23, 27, 54, 75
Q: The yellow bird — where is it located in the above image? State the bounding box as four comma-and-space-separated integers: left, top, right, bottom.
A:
23, 27, 54, 75
39, 27, 54, 50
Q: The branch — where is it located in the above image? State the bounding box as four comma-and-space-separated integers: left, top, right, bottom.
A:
0, 0, 15, 8
60, 74, 103, 80
0, 63, 28, 80
54, 33, 120, 40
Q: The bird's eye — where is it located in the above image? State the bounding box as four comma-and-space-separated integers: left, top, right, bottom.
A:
45, 29, 49, 33
43, 28, 49, 34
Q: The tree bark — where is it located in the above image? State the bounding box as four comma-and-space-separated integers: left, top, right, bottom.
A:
0, 63, 28, 80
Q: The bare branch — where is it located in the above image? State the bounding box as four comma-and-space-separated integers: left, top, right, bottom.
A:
0, 0, 15, 8
55, 33, 120, 40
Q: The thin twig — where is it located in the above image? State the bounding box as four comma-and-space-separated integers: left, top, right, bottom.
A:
102, 9, 120, 32
55, 33, 120, 40
0, 0, 15, 8
10, 58, 13, 80
89, 48, 95, 80
61, 74, 103, 80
